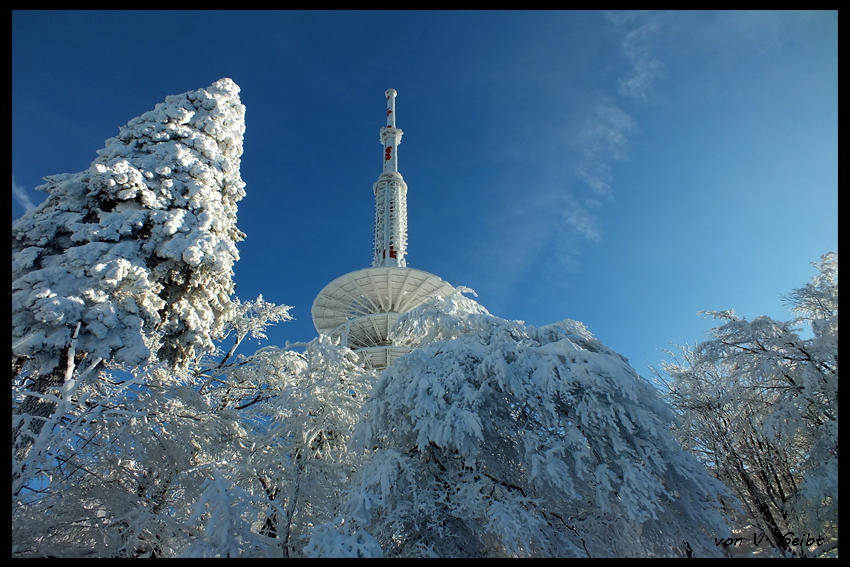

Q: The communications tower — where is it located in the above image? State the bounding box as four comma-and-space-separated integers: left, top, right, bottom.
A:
311, 89, 454, 369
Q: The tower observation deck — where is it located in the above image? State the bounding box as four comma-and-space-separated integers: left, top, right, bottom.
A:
311, 89, 454, 369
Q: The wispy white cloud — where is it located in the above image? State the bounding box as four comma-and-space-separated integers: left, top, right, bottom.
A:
462, 11, 670, 308
12, 176, 35, 212
574, 12, 666, 200
606, 10, 667, 101
463, 181, 603, 315
512, 11, 667, 297
575, 102, 638, 199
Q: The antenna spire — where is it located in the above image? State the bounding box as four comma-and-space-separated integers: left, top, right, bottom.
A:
373, 89, 408, 267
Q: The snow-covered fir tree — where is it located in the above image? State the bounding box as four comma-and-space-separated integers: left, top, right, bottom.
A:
11, 80, 363, 558
12, 78, 247, 474
11, 80, 286, 556
13, 78, 247, 375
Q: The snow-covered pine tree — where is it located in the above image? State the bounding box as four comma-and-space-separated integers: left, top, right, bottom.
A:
13, 77, 246, 373
656, 252, 838, 557
305, 289, 732, 558
12, 78, 247, 470
11, 78, 368, 559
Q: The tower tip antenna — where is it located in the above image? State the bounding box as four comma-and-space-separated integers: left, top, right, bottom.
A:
374, 88, 406, 267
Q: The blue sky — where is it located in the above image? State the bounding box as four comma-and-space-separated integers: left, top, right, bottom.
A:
12, 10, 838, 375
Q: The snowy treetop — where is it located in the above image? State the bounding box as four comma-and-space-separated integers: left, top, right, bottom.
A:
13, 78, 247, 373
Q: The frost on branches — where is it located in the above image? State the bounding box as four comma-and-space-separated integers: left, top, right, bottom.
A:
170, 337, 373, 558
306, 290, 731, 558
11, 333, 374, 558
656, 252, 838, 557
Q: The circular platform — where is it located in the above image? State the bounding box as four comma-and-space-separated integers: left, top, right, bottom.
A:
312, 267, 455, 345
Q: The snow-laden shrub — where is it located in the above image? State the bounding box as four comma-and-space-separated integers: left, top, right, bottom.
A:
308, 289, 731, 558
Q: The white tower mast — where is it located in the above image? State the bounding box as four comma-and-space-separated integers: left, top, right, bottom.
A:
373, 88, 408, 268
312, 89, 454, 370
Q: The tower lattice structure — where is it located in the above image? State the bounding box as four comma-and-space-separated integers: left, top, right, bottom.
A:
311, 89, 454, 369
